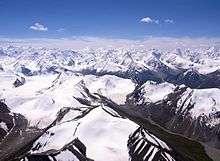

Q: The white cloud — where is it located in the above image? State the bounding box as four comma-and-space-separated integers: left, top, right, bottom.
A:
140, 17, 159, 24
30, 23, 48, 31
140, 17, 153, 23
57, 28, 65, 32
164, 19, 174, 24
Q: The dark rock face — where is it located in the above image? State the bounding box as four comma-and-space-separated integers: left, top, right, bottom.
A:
13, 77, 26, 87
176, 69, 203, 88
0, 102, 12, 142
78, 65, 220, 89
0, 102, 10, 113
21, 66, 33, 76
128, 127, 188, 161
0, 102, 94, 161
0, 101, 38, 161
175, 69, 220, 89
0, 65, 3, 71
128, 68, 220, 89
127, 86, 220, 149
20, 138, 94, 161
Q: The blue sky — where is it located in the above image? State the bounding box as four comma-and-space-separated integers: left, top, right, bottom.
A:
0, 0, 219, 39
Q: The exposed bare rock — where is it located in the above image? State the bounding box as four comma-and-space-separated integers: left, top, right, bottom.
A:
13, 77, 25, 88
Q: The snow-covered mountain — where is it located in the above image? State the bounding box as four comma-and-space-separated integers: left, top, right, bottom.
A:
0, 45, 220, 161
0, 46, 219, 87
